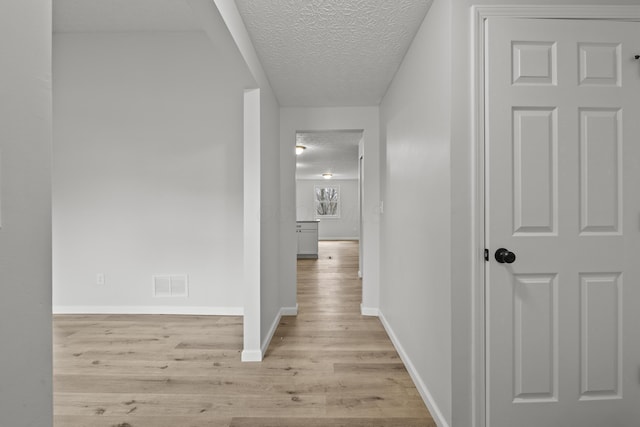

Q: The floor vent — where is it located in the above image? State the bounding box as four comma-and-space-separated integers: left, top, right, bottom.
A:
153, 275, 188, 298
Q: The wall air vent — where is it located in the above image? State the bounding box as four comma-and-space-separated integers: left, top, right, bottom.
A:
153, 275, 188, 298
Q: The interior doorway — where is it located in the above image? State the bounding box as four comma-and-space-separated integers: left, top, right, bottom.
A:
294, 129, 363, 295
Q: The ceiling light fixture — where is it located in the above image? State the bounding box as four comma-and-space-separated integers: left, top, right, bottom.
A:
322, 173, 333, 179
295, 145, 306, 155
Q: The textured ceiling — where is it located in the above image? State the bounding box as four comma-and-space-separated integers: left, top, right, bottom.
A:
296, 131, 362, 180
53, 0, 201, 33
235, 0, 433, 107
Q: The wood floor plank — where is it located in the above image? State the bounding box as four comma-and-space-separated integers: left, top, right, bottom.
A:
53, 241, 434, 426
229, 417, 436, 427
54, 415, 232, 427
55, 392, 327, 417
54, 373, 417, 396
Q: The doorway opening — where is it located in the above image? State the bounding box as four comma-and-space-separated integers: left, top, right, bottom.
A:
294, 129, 363, 301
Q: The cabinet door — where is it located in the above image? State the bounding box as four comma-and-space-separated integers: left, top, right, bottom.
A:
298, 230, 318, 255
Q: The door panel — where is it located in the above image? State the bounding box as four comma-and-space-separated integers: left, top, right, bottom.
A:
486, 18, 640, 427
512, 41, 556, 85
579, 273, 622, 400
513, 107, 557, 235
578, 43, 620, 86
579, 108, 622, 234
512, 273, 558, 402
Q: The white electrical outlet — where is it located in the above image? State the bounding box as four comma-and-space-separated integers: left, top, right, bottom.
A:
96, 273, 105, 285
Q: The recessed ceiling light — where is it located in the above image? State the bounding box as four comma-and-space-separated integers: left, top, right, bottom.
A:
322, 173, 333, 179
295, 145, 306, 155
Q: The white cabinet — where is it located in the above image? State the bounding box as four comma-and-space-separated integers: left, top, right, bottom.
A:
296, 221, 318, 259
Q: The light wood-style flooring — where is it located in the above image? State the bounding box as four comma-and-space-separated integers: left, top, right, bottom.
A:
53, 240, 435, 426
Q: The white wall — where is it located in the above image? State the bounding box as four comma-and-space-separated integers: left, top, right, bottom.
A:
281, 107, 380, 313
259, 86, 283, 352
379, 0, 451, 425
53, 31, 254, 314
242, 88, 262, 361
0, 1, 52, 426
296, 179, 359, 240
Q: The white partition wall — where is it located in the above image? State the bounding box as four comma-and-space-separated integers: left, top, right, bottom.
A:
243, 88, 262, 361
0, 1, 53, 426
209, 0, 285, 359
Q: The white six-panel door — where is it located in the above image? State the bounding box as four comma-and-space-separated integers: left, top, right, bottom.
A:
486, 18, 640, 427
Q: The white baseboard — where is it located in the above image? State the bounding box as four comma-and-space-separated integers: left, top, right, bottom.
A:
260, 305, 298, 356
280, 304, 299, 316
261, 311, 281, 356
241, 349, 262, 362
360, 304, 379, 316
319, 237, 359, 241
53, 305, 244, 316
379, 310, 450, 427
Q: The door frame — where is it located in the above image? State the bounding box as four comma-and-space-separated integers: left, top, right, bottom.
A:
471, 5, 640, 427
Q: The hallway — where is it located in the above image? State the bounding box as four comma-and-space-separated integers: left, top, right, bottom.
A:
269, 240, 435, 425
53, 241, 434, 426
